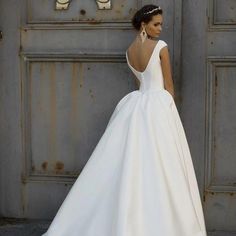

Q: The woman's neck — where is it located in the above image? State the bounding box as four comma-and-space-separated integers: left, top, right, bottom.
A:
147, 34, 159, 41
137, 33, 159, 42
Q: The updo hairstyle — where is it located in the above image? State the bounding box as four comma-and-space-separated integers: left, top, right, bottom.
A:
132, 4, 163, 31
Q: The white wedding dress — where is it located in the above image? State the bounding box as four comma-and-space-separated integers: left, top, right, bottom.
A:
42, 40, 207, 236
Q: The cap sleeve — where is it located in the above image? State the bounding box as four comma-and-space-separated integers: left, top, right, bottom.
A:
158, 40, 168, 61
159, 40, 168, 49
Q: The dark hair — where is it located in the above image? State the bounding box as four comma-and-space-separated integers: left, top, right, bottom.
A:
132, 4, 163, 31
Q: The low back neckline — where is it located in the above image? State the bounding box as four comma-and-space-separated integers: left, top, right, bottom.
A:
126, 40, 160, 74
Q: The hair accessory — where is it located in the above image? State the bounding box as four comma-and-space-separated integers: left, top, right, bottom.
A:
143, 6, 161, 15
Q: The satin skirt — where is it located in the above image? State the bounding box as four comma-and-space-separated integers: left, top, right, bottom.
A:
42, 88, 207, 236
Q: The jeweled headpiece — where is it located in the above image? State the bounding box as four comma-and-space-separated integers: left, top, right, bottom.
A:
143, 6, 161, 15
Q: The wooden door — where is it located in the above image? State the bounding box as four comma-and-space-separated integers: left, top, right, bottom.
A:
181, 0, 236, 235
205, 0, 236, 233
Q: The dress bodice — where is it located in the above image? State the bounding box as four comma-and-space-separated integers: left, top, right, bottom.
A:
126, 40, 167, 93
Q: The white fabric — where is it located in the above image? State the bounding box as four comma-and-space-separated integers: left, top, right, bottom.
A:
42, 40, 207, 236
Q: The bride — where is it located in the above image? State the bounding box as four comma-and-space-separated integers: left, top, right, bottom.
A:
42, 4, 207, 236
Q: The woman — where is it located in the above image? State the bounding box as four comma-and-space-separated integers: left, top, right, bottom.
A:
42, 4, 207, 236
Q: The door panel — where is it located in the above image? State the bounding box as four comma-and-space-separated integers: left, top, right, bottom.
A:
24, 59, 135, 179
204, 0, 236, 231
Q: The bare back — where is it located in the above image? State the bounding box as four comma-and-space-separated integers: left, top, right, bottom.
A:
126, 38, 159, 73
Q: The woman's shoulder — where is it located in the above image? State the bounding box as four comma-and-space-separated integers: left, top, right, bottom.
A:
158, 39, 168, 48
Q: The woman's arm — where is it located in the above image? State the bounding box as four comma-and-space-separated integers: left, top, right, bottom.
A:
160, 46, 175, 99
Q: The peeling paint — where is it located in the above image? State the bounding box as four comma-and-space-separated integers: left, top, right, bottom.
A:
41, 162, 48, 170
55, 161, 64, 171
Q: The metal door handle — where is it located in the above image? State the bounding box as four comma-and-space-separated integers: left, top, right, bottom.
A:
55, 0, 71, 10
96, 0, 111, 9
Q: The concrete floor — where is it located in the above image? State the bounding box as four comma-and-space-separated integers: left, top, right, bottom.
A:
0, 218, 49, 236
0, 218, 236, 236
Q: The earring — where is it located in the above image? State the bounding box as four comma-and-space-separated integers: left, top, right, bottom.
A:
140, 27, 147, 43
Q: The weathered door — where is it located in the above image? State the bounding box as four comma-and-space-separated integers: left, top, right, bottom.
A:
205, 0, 236, 233
181, 0, 236, 235
0, 0, 181, 220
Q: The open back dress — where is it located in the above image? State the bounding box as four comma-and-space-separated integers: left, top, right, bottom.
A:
42, 39, 207, 236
